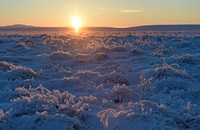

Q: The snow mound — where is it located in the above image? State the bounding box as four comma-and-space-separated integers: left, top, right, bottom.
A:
13, 114, 88, 130
0, 61, 36, 80
49, 51, 74, 61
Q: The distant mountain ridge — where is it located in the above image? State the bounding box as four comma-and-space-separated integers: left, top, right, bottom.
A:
127, 25, 200, 31
0, 24, 200, 31
1, 24, 36, 29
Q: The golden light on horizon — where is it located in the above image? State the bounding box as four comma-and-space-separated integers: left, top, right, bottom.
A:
71, 16, 82, 32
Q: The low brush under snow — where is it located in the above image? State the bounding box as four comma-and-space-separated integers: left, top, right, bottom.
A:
0, 30, 200, 130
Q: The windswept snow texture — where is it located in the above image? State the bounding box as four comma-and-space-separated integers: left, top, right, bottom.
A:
0, 30, 200, 130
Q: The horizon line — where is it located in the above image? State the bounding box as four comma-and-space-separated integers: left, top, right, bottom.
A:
1, 23, 200, 29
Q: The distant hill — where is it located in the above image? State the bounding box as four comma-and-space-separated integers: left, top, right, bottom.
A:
0, 24, 36, 29
126, 25, 200, 31
83, 25, 200, 31
0, 24, 200, 31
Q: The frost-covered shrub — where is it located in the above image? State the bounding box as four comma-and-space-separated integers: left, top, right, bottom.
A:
189, 88, 200, 100
0, 40, 3, 44
0, 61, 16, 72
112, 84, 137, 103
101, 61, 121, 67
184, 102, 199, 116
95, 61, 121, 73
0, 56, 31, 63
141, 68, 191, 97
97, 108, 126, 127
16, 41, 30, 49
49, 76, 81, 88
0, 61, 36, 80
172, 54, 199, 65
141, 35, 149, 43
94, 46, 110, 53
49, 51, 74, 61
13, 114, 88, 130
102, 71, 129, 85
101, 99, 113, 108
43, 64, 72, 73
127, 100, 166, 120
75, 53, 89, 60
173, 102, 200, 129
0, 110, 12, 130
76, 70, 100, 79
10, 67, 36, 80
155, 77, 191, 94
79, 38, 107, 51
130, 47, 146, 56
170, 38, 186, 43
0, 81, 22, 101
45, 38, 65, 45
172, 38, 191, 48
55, 115, 85, 130
142, 63, 190, 80
152, 44, 173, 57
112, 46, 127, 52
37, 64, 72, 79
49, 44, 63, 51
156, 36, 164, 43
93, 53, 109, 61
0, 109, 5, 120
79, 95, 98, 105
139, 76, 154, 99
12, 85, 89, 120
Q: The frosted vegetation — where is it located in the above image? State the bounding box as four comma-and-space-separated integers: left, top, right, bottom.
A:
0, 31, 200, 130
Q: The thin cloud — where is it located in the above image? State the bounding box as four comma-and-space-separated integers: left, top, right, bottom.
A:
99, 7, 105, 10
120, 10, 144, 13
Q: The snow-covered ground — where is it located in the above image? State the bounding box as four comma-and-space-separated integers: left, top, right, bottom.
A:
0, 30, 200, 130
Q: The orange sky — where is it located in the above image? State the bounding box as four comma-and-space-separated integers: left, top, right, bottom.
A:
0, 0, 200, 27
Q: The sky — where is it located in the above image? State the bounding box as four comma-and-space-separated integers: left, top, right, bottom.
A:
0, 0, 200, 27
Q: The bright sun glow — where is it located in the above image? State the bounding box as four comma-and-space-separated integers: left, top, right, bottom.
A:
71, 16, 82, 32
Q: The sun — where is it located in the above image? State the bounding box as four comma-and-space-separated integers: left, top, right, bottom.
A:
71, 16, 82, 32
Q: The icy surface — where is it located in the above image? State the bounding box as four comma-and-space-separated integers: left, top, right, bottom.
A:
0, 31, 200, 130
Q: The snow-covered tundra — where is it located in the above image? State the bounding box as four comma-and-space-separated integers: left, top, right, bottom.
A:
0, 30, 200, 130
